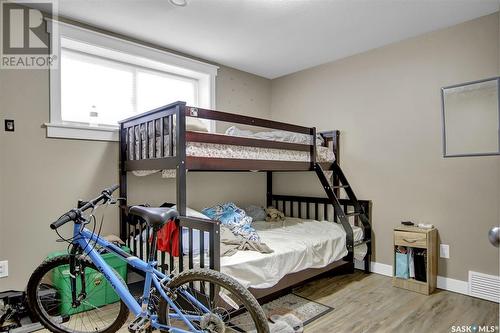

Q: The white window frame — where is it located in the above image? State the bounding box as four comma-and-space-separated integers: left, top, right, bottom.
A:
46, 20, 218, 141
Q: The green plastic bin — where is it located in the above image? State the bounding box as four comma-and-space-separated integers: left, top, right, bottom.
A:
47, 247, 130, 315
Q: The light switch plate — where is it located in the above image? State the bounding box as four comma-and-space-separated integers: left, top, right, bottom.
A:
0, 261, 8, 278
4, 119, 14, 132
440, 244, 450, 259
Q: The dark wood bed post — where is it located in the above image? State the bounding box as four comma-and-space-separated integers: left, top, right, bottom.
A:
266, 172, 273, 208
119, 122, 128, 241
177, 103, 221, 272
317, 130, 355, 269
333, 130, 340, 161
333, 130, 340, 196
176, 102, 187, 216
319, 130, 341, 197
310, 127, 317, 168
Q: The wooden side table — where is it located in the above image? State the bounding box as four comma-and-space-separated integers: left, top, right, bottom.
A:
392, 226, 437, 295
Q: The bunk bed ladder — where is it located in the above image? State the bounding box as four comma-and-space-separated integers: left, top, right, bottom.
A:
314, 162, 372, 271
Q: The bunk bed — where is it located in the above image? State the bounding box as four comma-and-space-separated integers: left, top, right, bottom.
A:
118, 101, 372, 299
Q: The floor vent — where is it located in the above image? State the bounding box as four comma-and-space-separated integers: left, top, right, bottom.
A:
468, 271, 500, 303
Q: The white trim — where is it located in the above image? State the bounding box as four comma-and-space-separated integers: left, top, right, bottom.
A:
354, 260, 393, 276
370, 261, 393, 276
209, 74, 217, 132
45, 123, 118, 142
48, 20, 218, 76
48, 19, 218, 140
438, 275, 469, 295
356, 260, 470, 296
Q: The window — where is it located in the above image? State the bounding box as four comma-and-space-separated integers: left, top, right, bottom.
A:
60, 49, 197, 126
47, 21, 217, 141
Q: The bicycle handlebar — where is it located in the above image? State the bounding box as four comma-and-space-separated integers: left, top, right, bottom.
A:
103, 184, 120, 197
50, 210, 78, 230
50, 185, 120, 230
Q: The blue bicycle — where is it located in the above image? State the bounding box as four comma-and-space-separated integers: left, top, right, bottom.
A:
27, 185, 269, 333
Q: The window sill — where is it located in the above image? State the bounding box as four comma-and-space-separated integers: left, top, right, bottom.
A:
45, 122, 119, 142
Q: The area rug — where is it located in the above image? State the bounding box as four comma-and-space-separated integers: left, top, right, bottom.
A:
230, 293, 333, 330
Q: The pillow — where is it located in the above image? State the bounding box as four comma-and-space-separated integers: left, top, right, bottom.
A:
187, 117, 209, 132
244, 205, 266, 222
202, 202, 260, 242
225, 125, 324, 145
225, 126, 254, 137
171, 206, 211, 255
181, 229, 209, 255
172, 205, 210, 219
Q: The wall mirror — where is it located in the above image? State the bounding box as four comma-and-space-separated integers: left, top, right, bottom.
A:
441, 77, 500, 157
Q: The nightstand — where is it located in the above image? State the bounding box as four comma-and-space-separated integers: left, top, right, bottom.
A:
392, 226, 437, 295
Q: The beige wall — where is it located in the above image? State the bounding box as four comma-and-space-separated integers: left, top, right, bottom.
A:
271, 13, 500, 281
0, 65, 270, 290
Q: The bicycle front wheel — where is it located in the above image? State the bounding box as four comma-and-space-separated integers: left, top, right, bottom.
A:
26, 255, 129, 333
159, 269, 269, 333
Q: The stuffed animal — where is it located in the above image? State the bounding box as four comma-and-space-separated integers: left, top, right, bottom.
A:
265, 207, 285, 222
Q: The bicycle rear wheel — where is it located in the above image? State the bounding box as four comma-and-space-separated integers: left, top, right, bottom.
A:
27, 255, 129, 333
158, 269, 269, 333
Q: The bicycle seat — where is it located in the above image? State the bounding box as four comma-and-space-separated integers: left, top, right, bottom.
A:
129, 206, 178, 228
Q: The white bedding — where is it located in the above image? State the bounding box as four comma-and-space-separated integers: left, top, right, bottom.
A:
225, 126, 325, 145
220, 218, 363, 289
129, 217, 364, 289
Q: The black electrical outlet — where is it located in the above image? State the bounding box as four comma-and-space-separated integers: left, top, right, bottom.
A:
4, 119, 14, 132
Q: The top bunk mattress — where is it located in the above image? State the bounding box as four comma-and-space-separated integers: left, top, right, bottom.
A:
186, 141, 333, 162
130, 126, 335, 176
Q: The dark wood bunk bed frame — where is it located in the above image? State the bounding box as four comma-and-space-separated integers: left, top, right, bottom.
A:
118, 101, 372, 300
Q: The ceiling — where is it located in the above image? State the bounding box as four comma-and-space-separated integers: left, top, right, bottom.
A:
57, 0, 499, 79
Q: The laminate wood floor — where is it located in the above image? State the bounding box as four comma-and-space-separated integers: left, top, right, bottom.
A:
294, 271, 499, 333
36, 271, 499, 333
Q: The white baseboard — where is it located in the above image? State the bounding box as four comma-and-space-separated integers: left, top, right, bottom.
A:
354, 260, 469, 296
437, 275, 469, 295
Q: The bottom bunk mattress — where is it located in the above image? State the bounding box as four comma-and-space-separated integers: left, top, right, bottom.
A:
128, 218, 364, 289
220, 218, 363, 289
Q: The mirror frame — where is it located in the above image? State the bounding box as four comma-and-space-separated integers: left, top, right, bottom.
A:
441, 77, 500, 158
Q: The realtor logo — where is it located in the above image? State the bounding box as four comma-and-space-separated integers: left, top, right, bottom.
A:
0, 0, 58, 69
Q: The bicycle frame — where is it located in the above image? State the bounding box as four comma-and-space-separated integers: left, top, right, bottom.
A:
72, 223, 209, 333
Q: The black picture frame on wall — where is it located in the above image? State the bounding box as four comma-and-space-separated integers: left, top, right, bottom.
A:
441, 76, 500, 157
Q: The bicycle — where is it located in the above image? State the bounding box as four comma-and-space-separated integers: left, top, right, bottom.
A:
26, 185, 269, 333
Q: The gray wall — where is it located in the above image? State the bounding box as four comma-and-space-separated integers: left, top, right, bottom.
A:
0, 65, 271, 290
270, 13, 500, 281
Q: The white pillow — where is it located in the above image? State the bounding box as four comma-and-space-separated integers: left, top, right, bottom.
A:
171, 205, 211, 255
172, 205, 210, 219
186, 117, 209, 132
